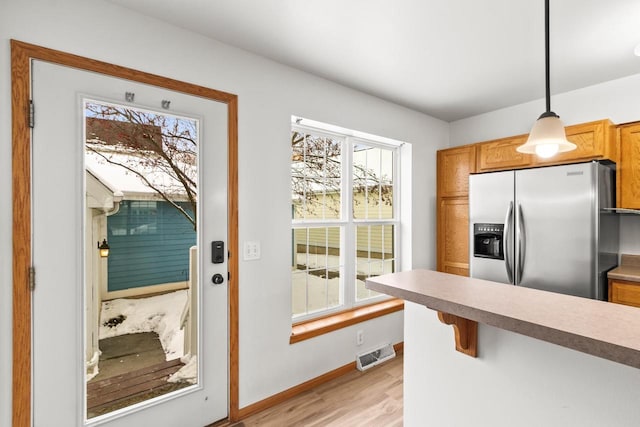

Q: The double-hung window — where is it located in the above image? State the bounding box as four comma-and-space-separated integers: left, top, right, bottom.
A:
291, 118, 401, 321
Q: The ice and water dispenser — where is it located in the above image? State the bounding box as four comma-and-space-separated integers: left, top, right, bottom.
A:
473, 223, 504, 260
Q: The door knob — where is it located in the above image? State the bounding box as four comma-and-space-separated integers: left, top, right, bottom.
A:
212, 273, 224, 285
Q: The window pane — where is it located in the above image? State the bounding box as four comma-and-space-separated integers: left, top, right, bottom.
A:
292, 227, 342, 317
291, 131, 305, 220
291, 131, 342, 220
379, 149, 394, 219
383, 259, 395, 275
353, 144, 394, 219
323, 178, 341, 220
381, 224, 395, 259
291, 271, 308, 317
307, 228, 328, 270
355, 224, 396, 302
307, 269, 340, 313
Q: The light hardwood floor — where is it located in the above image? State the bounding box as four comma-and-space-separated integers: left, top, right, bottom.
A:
229, 354, 403, 427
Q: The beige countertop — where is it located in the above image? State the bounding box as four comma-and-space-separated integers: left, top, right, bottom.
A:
366, 269, 640, 369
608, 254, 640, 282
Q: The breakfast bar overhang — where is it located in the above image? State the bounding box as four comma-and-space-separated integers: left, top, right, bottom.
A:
366, 269, 640, 369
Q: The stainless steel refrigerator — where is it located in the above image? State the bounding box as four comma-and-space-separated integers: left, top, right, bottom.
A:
469, 161, 619, 300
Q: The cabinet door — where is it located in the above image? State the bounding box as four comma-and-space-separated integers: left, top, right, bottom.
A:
476, 135, 532, 172
437, 146, 476, 198
437, 197, 469, 276
609, 279, 640, 308
619, 123, 640, 209
536, 120, 615, 166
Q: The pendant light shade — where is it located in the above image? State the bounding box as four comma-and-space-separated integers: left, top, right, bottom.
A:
517, 113, 576, 158
518, 0, 575, 158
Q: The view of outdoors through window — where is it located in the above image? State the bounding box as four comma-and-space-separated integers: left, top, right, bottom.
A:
84, 100, 199, 418
353, 144, 396, 301
291, 124, 398, 319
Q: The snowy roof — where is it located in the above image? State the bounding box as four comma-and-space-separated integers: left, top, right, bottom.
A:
86, 143, 195, 202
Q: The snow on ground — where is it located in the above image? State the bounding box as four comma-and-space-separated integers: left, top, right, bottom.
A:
292, 253, 393, 316
99, 290, 187, 361
295, 253, 392, 276
168, 355, 198, 384
98, 290, 200, 384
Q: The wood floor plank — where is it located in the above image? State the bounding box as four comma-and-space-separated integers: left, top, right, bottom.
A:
232, 354, 403, 427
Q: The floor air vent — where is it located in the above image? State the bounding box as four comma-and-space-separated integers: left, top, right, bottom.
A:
356, 343, 396, 371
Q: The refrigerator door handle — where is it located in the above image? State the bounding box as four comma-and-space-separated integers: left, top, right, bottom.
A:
503, 201, 514, 284
517, 203, 526, 282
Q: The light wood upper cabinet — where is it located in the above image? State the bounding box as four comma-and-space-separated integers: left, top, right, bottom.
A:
436, 145, 475, 277
474, 119, 616, 172
476, 134, 531, 172
618, 122, 640, 209
437, 145, 476, 198
438, 197, 470, 277
535, 119, 616, 166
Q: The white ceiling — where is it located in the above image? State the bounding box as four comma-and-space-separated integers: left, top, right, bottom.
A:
109, 0, 640, 122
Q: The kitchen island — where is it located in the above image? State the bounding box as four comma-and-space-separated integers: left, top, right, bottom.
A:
367, 270, 640, 426
366, 269, 640, 368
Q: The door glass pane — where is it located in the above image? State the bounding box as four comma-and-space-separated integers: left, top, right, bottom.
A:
84, 99, 199, 419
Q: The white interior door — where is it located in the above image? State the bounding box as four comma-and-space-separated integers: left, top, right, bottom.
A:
32, 60, 228, 426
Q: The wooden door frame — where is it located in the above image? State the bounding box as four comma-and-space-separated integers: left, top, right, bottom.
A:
11, 40, 240, 426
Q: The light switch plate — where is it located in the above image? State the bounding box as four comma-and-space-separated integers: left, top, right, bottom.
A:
244, 240, 261, 260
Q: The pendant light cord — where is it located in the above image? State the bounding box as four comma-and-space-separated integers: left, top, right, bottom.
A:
519, 0, 575, 156
545, 0, 551, 114
539, 0, 557, 119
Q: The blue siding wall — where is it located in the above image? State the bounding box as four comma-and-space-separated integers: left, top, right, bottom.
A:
107, 200, 196, 291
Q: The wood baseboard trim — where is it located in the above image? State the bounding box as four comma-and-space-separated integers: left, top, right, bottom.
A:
237, 362, 356, 420
236, 342, 404, 421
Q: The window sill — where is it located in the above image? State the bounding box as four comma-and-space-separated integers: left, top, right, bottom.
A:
290, 298, 404, 344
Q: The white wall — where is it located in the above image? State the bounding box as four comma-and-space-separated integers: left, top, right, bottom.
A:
404, 302, 640, 427
0, 0, 448, 423
401, 73, 640, 426
450, 73, 640, 255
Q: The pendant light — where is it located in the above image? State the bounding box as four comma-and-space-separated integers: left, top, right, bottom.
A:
517, 0, 575, 158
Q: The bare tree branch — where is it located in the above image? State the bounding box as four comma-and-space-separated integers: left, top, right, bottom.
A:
86, 102, 198, 229
291, 131, 393, 219
88, 146, 196, 227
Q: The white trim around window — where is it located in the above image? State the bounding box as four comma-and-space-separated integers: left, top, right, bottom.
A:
291, 117, 404, 322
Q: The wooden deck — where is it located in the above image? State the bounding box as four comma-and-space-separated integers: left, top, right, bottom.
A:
87, 358, 187, 418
